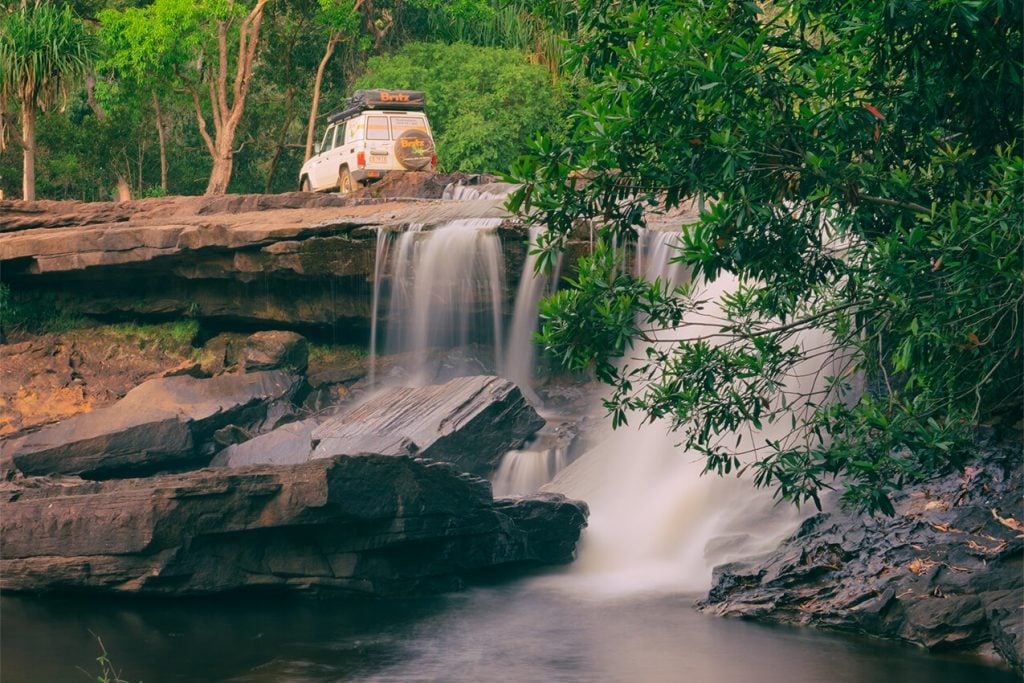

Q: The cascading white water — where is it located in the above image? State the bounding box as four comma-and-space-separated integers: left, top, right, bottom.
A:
637, 227, 689, 286
373, 218, 506, 384
492, 440, 569, 497
539, 228, 844, 595
500, 226, 561, 404
441, 181, 518, 201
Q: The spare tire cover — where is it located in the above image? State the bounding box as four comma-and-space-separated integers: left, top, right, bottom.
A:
394, 129, 435, 170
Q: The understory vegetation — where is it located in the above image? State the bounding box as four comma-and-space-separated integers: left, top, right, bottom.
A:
511, 0, 1023, 514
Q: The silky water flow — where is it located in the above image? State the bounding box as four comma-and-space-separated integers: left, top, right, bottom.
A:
369, 221, 844, 594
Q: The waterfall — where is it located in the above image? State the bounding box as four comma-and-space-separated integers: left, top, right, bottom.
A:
637, 227, 688, 287
539, 228, 840, 595
500, 226, 560, 405
442, 181, 518, 201
492, 441, 569, 497
367, 218, 834, 594
371, 218, 506, 384
367, 226, 397, 386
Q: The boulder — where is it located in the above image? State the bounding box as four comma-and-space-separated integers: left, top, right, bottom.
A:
244, 330, 308, 373
311, 375, 544, 477
214, 376, 543, 478
0, 455, 589, 597
11, 370, 303, 479
494, 493, 590, 565
698, 435, 1024, 672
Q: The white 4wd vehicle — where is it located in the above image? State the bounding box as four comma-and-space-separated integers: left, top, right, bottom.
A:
300, 89, 436, 193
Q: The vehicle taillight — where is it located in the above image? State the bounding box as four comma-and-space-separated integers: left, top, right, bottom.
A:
357, 151, 366, 168
431, 154, 437, 168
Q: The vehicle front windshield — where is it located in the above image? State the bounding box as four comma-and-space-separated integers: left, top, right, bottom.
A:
320, 126, 333, 152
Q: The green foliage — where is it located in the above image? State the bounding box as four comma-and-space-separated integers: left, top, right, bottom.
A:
511, 0, 1023, 514
356, 41, 568, 173
0, 1, 96, 107
0, 285, 90, 336
104, 320, 200, 353
422, 0, 569, 76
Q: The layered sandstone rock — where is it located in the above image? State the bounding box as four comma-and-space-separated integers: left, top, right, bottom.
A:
0, 455, 588, 597
11, 370, 304, 478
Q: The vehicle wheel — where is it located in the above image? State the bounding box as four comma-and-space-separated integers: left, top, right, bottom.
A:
394, 130, 435, 171
338, 167, 354, 194
300, 177, 312, 192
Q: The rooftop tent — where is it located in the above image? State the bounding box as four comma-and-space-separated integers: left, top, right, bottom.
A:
328, 90, 427, 123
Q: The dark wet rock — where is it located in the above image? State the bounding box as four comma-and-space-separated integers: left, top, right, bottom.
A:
698, 436, 1024, 672
0, 455, 588, 597
244, 331, 308, 374
312, 376, 544, 477
494, 493, 590, 565
11, 370, 304, 479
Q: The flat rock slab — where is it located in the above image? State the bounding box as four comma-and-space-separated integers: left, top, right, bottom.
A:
11, 370, 302, 479
216, 375, 543, 478
0, 455, 588, 597
312, 375, 544, 477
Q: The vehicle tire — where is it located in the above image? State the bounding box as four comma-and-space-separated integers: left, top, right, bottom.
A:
394, 129, 435, 171
338, 167, 354, 194
300, 176, 312, 192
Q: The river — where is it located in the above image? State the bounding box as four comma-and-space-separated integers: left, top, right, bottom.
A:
2, 574, 1015, 682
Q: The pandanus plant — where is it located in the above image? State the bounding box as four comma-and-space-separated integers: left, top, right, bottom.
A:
0, 0, 96, 201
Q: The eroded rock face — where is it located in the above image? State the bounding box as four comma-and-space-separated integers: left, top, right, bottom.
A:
312, 376, 544, 476
698, 434, 1024, 672
214, 376, 544, 478
0, 188, 526, 335
0, 455, 588, 597
11, 370, 304, 479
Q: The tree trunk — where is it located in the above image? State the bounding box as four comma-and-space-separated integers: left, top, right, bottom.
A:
206, 139, 235, 195
21, 99, 35, 202
305, 35, 338, 162
153, 92, 168, 193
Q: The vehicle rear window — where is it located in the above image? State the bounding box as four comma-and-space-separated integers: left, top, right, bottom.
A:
391, 116, 427, 137
366, 116, 390, 140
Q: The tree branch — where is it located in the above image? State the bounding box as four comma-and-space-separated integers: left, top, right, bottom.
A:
84, 74, 106, 121
207, 64, 222, 136
186, 84, 216, 157
218, 19, 230, 116
856, 193, 932, 216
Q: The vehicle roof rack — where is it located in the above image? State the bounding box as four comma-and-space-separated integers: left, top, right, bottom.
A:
327, 89, 426, 124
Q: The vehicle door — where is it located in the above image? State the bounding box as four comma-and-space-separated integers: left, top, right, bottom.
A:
322, 121, 347, 187
309, 124, 335, 190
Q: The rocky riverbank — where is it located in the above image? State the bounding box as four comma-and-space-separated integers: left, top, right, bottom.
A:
0, 327, 588, 597
699, 431, 1023, 672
